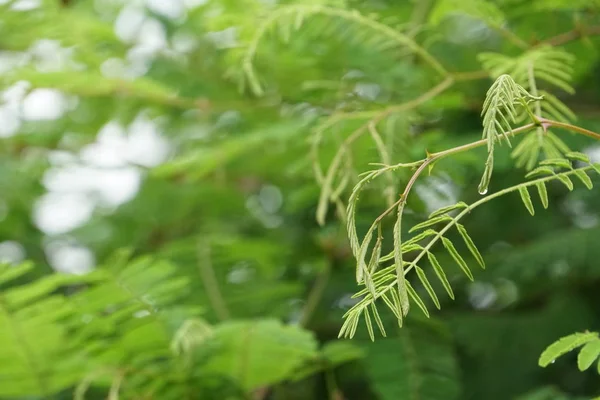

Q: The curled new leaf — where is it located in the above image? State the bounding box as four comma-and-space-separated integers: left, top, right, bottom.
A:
479, 74, 541, 194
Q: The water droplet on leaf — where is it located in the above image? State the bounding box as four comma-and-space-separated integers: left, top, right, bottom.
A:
478, 187, 488, 195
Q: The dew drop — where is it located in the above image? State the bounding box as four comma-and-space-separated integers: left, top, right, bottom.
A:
478, 187, 488, 195
551, 359, 556, 364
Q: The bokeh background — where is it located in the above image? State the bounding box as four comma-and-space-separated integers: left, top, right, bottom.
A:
1, 0, 600, 399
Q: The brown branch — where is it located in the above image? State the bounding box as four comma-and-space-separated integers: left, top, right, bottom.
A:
537, 25, 600, 47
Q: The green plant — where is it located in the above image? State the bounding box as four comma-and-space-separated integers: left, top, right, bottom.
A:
2, 1, 600, 399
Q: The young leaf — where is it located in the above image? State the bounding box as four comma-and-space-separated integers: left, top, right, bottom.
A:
577, 339, 600, 371
556, 174, 574, 191
441, 237, 474, 281
409, 216, 453, 233
539, 332, 599, 367
403, 229, 438, 246
381, 292, 403, 323
518, 187, 535, 216
428, 202, 469, 219
427, 252, 455, 299
415, 266, 441, 309
364, 307, 375, 342
393, 207, 410, 316
574, 170, 593, 189
405, 280, 430, 318
525, 166, 555, 179
540, 158, 572, 169
456, 224, 485, 268
536, 182, 549, 209
370, 304, 387, 338
565, 151, 590, 163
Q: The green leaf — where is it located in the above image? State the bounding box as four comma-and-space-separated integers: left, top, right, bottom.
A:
565, 152, 590, 163
441, 237, 474, 281
415, 267, 441, 309
364, 307, 375, 342
428, 202, 469, 219
427, 252, 455, 300
574, 170, 593, 189
536, 182, 549, 209
201, 320, 318, 390
540, 158, 572, 170
539, 332, 599, 367
577, 339, 600, 371
518, 187, 535, 216
456, 224, 485, 269
556, 174, 574, 191
321, 341, 365, 366
525, 166, 555, 179
409, 216, 453, 233
370, 303, 387, 338
405, 281, 430, 318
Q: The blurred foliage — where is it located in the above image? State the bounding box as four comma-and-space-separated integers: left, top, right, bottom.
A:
0, 0, 600, 399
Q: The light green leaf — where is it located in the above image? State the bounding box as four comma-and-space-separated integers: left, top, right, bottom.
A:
574, 170, 593, 189
518, 187, 535, 216
577, 339, 600, 371
427, 252, 455, 300
415, 267, 441, 309
441, 237, 474, 281
525, 166, 555, 179
540, 158, 572, 170
539, 332, 599, 367
536, 182, 549, 209
456, 224, 485, 269
405, 281, 430, 318
409, 216, 453, 233
428, 202, 469, 219
556, 174, 574, 191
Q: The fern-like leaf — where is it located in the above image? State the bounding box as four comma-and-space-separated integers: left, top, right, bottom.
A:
479, 74, 541, 193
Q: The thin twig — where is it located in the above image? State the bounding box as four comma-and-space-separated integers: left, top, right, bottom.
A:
196, 240, 231, 321
540, 25, 600, 47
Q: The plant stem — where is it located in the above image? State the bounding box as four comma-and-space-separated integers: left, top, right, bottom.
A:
539, 118, 600, 141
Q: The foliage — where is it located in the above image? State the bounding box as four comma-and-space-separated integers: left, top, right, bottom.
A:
1, 0, 600, 400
